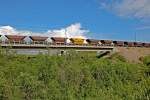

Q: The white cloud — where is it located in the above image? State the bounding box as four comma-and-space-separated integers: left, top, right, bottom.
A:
0, 26, 34, 36
100, 0, 150, 19
48, 23, 88, 38
0, 23, 89, 39
136, 25, 150, 30
0, 26, 16, 35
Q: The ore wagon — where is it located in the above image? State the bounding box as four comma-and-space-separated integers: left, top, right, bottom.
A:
5, 35, 26, 44
51, 37, 66, 45
29, 36, 48, 44
70, 38, 85, 45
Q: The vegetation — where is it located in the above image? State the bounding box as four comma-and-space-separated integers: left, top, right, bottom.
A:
0, 49, 150, 100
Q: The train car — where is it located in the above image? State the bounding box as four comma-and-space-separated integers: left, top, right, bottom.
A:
124, 42, 135, 47
70, 38, 85, 45
86, 39, 100, 46
143, 43, 150, 47
29, 36, 48, 44
0, 35, 2, 43
5, 35, 26, 44
51, 37, 66, 45
113, 41, 124, 47
134, 42, 143, 47
100, 40, 113, 46
149, 43, 150, 47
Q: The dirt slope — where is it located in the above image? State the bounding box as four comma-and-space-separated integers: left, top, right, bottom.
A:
115, 47, 150, 63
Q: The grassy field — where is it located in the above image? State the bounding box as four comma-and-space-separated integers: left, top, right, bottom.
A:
0, 49, 150, 100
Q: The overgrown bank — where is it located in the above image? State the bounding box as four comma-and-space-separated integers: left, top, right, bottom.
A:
0, 51, 150, 100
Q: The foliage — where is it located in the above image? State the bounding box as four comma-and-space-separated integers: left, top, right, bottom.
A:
0, 51, 150, 100
141, 55, 150, 66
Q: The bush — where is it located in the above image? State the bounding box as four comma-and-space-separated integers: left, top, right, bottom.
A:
0, 52, 149, 100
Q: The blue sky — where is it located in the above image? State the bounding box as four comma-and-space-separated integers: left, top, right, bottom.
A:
0, 0, 150, 42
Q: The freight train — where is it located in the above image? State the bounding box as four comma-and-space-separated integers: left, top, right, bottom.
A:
0, 35, 150, 47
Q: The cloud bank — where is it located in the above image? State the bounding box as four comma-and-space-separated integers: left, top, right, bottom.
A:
0, 23, 89, 39
100, 0, 150, 19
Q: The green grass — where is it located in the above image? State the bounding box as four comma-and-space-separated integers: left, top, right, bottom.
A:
0, 50, 150, 100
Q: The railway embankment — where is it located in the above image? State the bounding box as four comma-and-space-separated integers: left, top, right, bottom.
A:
115, 47, 150, 63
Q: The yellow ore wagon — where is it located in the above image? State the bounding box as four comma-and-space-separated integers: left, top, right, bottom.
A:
70, 38, 85, 45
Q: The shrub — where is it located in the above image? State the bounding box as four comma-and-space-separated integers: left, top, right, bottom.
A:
0, 52, 149, 99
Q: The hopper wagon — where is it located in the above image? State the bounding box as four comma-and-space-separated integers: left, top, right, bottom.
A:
134, 42, 143, 47
70, 38, 85, 45
29, 36, 48, 44
143, 43, 150, 47
0, 35, 1, 43
86, 39, 100, 46
113, 41, 124, 47
5, 35, 26, 44
124, 42, 135, 47
51, 37, 66, 45
100, 40, 113, 46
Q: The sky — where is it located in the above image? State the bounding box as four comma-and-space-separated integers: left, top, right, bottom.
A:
0, 0, 150, 42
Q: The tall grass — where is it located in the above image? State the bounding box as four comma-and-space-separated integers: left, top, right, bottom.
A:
0, 50, 149, 100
